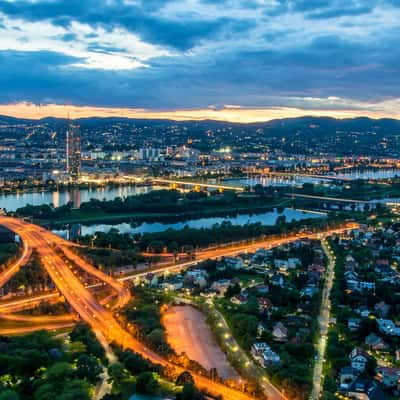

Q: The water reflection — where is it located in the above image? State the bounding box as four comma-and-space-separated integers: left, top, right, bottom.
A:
0, 185, 153, 212
53, 208, 325, 240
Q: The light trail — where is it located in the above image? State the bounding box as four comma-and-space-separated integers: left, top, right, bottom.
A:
0, 216, 258, 400
0, 217, 357, 400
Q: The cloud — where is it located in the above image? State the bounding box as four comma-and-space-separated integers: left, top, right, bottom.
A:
0, 0, 253, 51
0, 0, 399, 116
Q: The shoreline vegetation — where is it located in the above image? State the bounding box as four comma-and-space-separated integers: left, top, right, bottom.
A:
12, 189, 298, 225
10, 176, 400, 226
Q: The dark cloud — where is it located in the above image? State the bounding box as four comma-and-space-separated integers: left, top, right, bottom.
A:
1, 29, 399, 109
0, 0, 253, 50
0, 0, 399, 109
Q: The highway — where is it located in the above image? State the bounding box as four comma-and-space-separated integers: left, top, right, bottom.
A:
0, 223, 358, 314
0, 312, 76, 323
0, 321, 76, 336
59, 244, 131, 309
120, 222, 359, 282
0, 216, 257, 400
0, 217, 357, 400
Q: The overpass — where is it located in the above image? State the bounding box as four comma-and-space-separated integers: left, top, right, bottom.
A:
0, 216, 261, 400
150, 178, 245, 192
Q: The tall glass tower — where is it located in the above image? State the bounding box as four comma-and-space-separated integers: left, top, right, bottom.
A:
66, 122, 81, 183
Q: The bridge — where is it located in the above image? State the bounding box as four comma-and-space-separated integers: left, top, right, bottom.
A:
286, 193, 368, 204
247, 171, 353, 181
150, 178, 245, 192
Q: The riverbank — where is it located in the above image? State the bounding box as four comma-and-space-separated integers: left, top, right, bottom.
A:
35, 199, 296, 226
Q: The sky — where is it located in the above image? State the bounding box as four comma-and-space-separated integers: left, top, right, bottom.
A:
1, 0, 400, 122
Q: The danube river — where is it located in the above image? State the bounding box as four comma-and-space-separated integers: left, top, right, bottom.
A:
225, 168, 400, 187
2, 168, 399, 212
53, 208, 325, 239
0, 185, 153, 212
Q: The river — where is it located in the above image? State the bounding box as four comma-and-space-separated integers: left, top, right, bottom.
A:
0, 185, 153, 212
52, 208, 325, 239
224, 168, 400, 187
1, 169, 400, 212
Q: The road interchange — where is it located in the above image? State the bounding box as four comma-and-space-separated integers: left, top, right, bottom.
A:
0, 216, 358, 400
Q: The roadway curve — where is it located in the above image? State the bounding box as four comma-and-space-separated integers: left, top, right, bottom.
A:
59, 244, 131, 309
0, 216, 257, 400
0, 217, 358, 400
0, 233, 31, 288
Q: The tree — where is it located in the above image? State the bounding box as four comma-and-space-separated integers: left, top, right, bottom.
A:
176, 371, 194, 386
365, 357, 377, 376
120, 351, 156, 375
135, 372, 159, 394
177, 382, 205, 400
147, 241, 165, 254
147, 329, 166, 350
46, 362, 75, 384
224, 283, 241, 298
76, 354, 102, 383
34, 384, 57, 400
108, 362, 127, 382
0, 390, 19, 400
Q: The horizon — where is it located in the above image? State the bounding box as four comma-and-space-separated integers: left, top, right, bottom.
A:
0, 102, 399, 123
1, 1, 400, 121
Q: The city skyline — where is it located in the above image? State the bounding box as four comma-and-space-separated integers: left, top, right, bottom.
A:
1, 1, 400, 122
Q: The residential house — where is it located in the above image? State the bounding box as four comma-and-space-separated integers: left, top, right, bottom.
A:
348, 318, 361, 332
364, 333, 388, 351
349, 348, 369, 372
301, 284, 319, 298
271, 273, 285, 288
254, 284, 269, 294
261, 348, 281, 365
356, 306, 371, 318
344, 270, 359, 281
339, 366, 357, 391
272, 322, 288, 341
374, 301, 390, 318
145, 273, 158, 287
376, 367, 400, 388
251, 342, 280, 366
251, 342, 270, 357
211, 279, 231, 295
159, 281, 183, 291
346, 280, 376, 292
257, 297, 272, 312
346, 378, 387, 400
224, 257, 243, 270
231, 293, 248, 305
377, 319, 400, 336
287, 257, 301, 269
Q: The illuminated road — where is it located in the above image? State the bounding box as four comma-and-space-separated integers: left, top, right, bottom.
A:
0, 233, 31, 287
0, 312, 76, 323
120, 222, 359, 283
0, 216, 257, 400
59, 244, 131, 309
311, 240, 336, 400
0, 217, 357, 400
0, 321, 75, 335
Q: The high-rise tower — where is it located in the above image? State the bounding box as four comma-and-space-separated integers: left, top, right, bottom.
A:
66, 122, 81, 183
